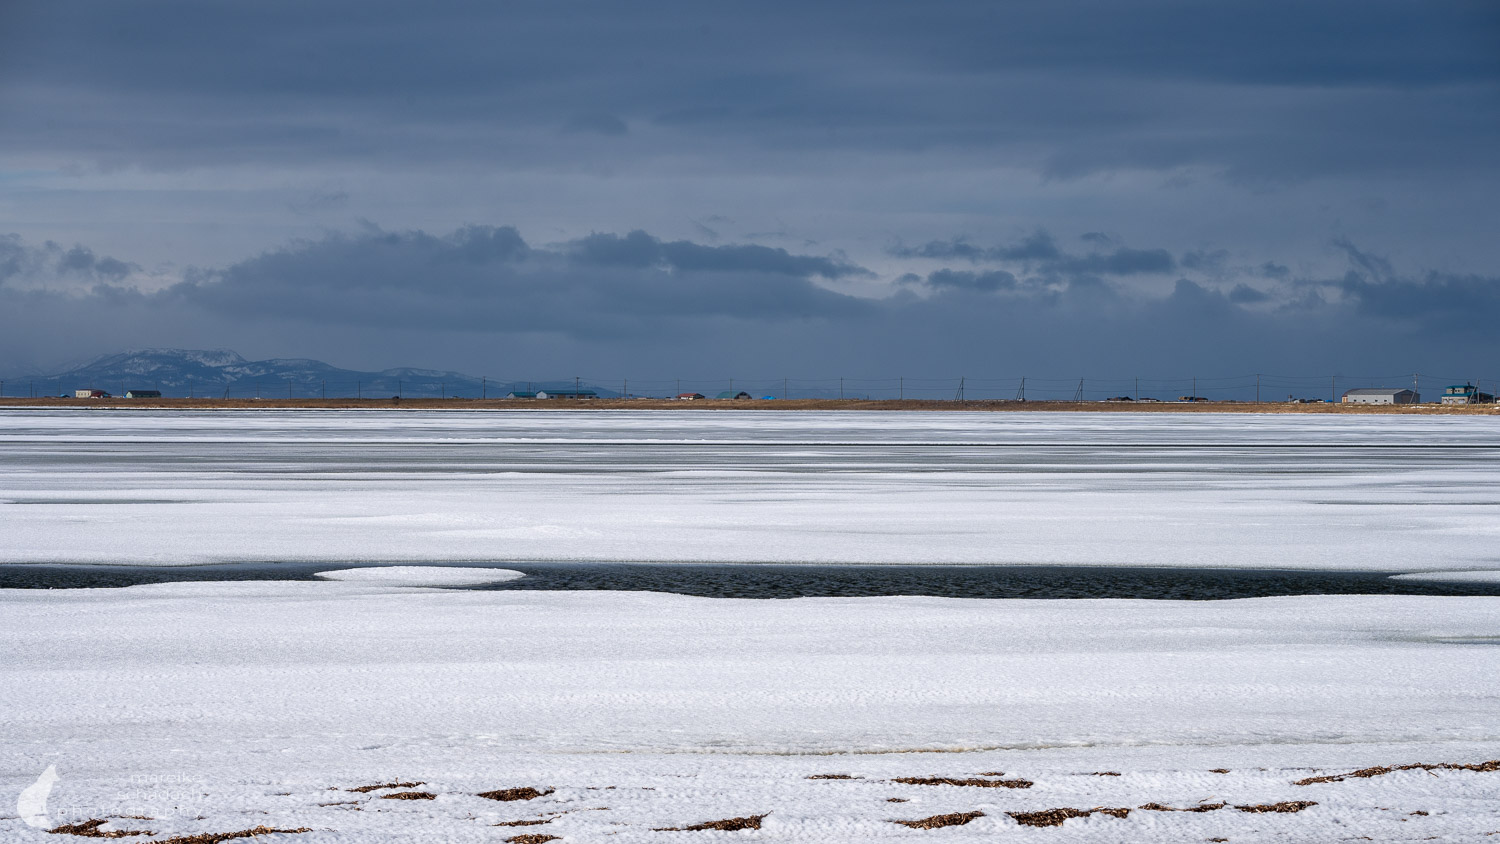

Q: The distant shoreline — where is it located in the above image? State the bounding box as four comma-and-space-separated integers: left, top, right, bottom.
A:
1, 396, 1495, 414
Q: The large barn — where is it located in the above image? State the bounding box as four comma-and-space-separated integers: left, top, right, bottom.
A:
1341, 388, 1419, 405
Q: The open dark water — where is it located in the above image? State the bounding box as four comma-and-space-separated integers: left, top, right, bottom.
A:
2, 562, 1498, 600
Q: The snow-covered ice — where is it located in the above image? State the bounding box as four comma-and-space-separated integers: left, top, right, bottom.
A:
3, 409, 1499, 841
314, 566, 525, 587
1, 584, 1498, 841
2, 408, 1500, 571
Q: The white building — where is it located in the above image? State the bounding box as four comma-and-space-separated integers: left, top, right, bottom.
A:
1341, 388, 1419, 405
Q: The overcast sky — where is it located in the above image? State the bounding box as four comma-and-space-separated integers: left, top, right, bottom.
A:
2, 0, 1497, 384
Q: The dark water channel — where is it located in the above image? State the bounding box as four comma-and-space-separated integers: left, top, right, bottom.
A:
2, 562, 1497, 600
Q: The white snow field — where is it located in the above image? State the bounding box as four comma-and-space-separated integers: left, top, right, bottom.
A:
1, 585, 1498, 841
2, 409, 1500, 841
1, 408, 1499, 572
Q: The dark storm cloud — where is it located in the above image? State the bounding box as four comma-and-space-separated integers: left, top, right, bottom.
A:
166, 226, 872, 333
1228, 283, 1272, 304
1, 1, 1494, 178
0, 235, 137, 286
892, 232, 1175, 280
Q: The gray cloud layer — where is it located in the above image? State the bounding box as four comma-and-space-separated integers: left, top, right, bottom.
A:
3, 225, 1496, 381
1, 2, 1495, 380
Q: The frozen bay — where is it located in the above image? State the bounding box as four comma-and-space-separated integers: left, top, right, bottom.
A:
2, 408, 1500, 572
3, 409, 1500, 841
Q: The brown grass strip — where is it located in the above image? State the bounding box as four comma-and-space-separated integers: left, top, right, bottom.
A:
892, 811, 984, 830
893, 776, 1032, 789
380, 791, 435, 800
655, 814, 766, 832
147, 827, 313, 844
1007, 807, 1130, 827
1008, 808, 1090, 828
347, 780, 424, 793
1294, 760, 1500, 786
1139, 802, 1226, 813
478, 787, 553, 802
47, 819, 152, 838
1235, 801, 1317, 813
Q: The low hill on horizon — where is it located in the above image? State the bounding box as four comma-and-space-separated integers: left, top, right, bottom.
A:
1, 349, 611, 399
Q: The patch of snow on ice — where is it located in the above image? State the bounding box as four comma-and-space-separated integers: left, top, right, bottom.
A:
1390, 570, 1500, 584
314, 566, 525, 587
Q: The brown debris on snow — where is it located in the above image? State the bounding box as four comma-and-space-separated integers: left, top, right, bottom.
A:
655, 814, 766, 832
806, 773, 858, 780
1294, 760, 1500, 786
494, 818, 554, 827
147, 827, 313, 844
1007, 808, 1090, 828
892, 811, 984, 830
1235, 801, 1317, 813
347, 780, 424, 793
887, 798, 909, 803
380, 791, 435, 800
47, 819, 152, 838
1091, 771, 1122, 776
478, 787, 554, 802
893, 776, 1033, 789
505, 835, 560, 844
1007, 807, 1130, 827
1139, 802, 1226, 813
1209, 768, 1230, 774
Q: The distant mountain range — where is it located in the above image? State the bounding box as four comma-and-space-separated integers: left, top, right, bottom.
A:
0, 349, 612, 399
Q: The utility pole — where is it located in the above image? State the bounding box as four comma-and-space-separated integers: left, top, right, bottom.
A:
1073, 379, 1085, 402
622, 379, 627, 398
1256, 374, 1260, 403
1135, 377, 1139, 400
482, 377, 487, 400
840, 377, 844, 399
1016, 377, 1026, 402
1331, 375, 1336, 404
954, 377, 965, 402
783, 377, 788, 399
1192, 376, 1196, 399
441, 381, 445, 399
899, 376, 903, 400
357, 380, 361, 399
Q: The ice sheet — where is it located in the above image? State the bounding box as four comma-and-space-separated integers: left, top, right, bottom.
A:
3, 408, 1499, 570
1, 584, 1497, 841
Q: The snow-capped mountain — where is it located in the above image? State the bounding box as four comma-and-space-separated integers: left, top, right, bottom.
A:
3, 349, 611, 399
